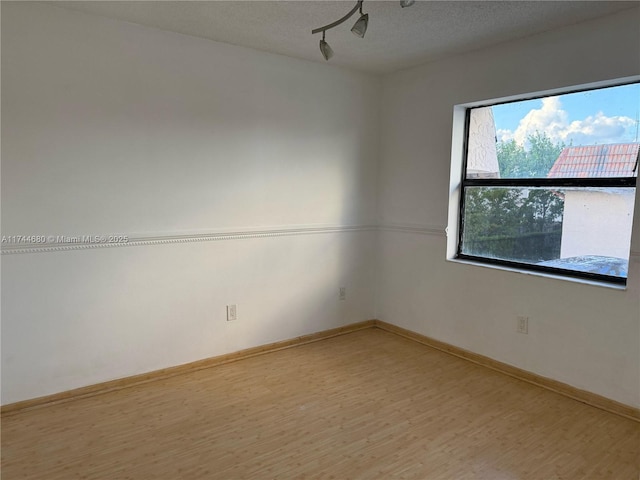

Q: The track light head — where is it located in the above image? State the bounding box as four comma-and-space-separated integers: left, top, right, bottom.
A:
400, 0, 415, 7
311, 1, 370, 60
351, 12, 368, 38
319, 34, 334, 61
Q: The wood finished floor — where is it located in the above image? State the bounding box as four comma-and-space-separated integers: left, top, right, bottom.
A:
2, 328, 639, 479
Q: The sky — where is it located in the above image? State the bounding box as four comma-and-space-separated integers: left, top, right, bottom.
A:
492, 83, 640, 148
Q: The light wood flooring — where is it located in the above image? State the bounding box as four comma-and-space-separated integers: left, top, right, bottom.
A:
2, 328, 639, 479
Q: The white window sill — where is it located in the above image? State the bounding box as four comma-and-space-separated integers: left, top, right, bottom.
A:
447, 256, 628, 291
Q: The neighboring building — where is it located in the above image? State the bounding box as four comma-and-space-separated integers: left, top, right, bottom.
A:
466, 107, 500, 178
547, 143, 639, 259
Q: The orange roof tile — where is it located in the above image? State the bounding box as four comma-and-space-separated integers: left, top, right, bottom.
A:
547, 143, 639, 178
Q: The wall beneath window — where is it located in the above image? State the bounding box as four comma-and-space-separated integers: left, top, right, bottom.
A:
1, 3, 380, 404
377, 8, 640, 407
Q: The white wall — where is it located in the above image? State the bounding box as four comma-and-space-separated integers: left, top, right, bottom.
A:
1, 3, 380, 404
561, 190, 635, 259
377, 9, 640, 407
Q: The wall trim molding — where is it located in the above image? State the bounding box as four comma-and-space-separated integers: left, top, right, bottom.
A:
0, 224, 377, 255
378, 223, 446, 236
4, 319, 638, 423
3, 222, 636, 258
374, 320, 640, 423
1, 320, 376, 416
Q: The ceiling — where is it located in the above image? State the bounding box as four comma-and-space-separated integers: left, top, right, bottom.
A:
52, 1, 638, 74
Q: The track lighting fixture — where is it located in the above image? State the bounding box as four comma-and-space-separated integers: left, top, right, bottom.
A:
312, 1, 362, 61
312, 0, 413, 61
319, 31, 334, 61
351, 4, 369, 38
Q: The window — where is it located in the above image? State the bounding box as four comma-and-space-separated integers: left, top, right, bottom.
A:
453, 82, 639, 285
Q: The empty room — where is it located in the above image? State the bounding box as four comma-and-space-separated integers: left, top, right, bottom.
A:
1, 1, 639, 478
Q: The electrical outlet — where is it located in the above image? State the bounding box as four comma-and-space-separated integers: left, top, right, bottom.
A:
517, 315, 528, 334
227, 304, 237, 321
339, 287, 346, 301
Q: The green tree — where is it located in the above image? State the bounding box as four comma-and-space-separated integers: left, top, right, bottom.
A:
496, 139, 526, 178
519, 190, 564, 233
497, 131, 565, 178
463, 131, 567, 261
464, 187, 521, 239
526, 131, 566, 177
462, 187, 564, 261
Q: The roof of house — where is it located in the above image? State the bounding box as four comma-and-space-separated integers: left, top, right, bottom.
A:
547, 143, 639, 178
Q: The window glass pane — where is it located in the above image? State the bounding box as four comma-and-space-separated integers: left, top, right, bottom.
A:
466, 83, 640, 179
461, 186, 635, 278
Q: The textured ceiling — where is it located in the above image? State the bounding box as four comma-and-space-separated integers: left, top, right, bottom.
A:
52, 1, 638, 74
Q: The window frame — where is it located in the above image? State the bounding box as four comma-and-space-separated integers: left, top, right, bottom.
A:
452, 81, 639, 286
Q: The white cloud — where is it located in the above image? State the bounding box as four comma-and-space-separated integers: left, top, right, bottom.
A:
512, 97, 568, 146
498, 97, 638, 148
496, 128, 514, 142
561, 112, 636, 145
